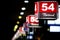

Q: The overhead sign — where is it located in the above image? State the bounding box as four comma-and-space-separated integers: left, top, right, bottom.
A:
34, 1, 58, 20
39, 1, 58, 13
39, 1, 58, 19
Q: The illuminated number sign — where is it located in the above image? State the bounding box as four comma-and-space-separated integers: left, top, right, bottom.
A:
39, 1, 58, 13
38, 1, 58, 19
34, 1, 58, 19
26, 15, 39, 25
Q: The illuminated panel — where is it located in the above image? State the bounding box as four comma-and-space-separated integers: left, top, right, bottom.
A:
34, 2, 39, 16
27, 36, 33, 39
39, 1, 58, 19
50, 26, 60, 32
39, 1, 58, 13
26, 15, 39, 26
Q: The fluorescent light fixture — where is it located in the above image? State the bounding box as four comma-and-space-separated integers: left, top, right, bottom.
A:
13, 25, 18, 31
20, 12, 24, 15
24, 0, 29, 3
21, 7, 26, 10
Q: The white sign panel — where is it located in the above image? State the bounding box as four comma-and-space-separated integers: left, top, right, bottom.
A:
50, 26, 60, 32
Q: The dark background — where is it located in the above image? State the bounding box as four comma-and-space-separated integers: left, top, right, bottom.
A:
0, 0, 60, 40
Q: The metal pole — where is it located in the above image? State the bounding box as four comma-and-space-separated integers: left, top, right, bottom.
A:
39, 19, 49, 40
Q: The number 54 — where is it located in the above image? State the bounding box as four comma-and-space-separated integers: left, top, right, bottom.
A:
42, 3, 54, 11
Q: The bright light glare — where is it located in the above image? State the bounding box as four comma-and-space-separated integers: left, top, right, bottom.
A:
29, 36, 33, 39
16, 21, 20, 24
13, 25, 18, 32
18, 16, 22, 19
21, 7, 26, 10
20, 12, 24, 15
24, 0, 29, 3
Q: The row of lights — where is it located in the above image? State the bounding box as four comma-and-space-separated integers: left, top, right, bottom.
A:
13, 0, 29, 32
